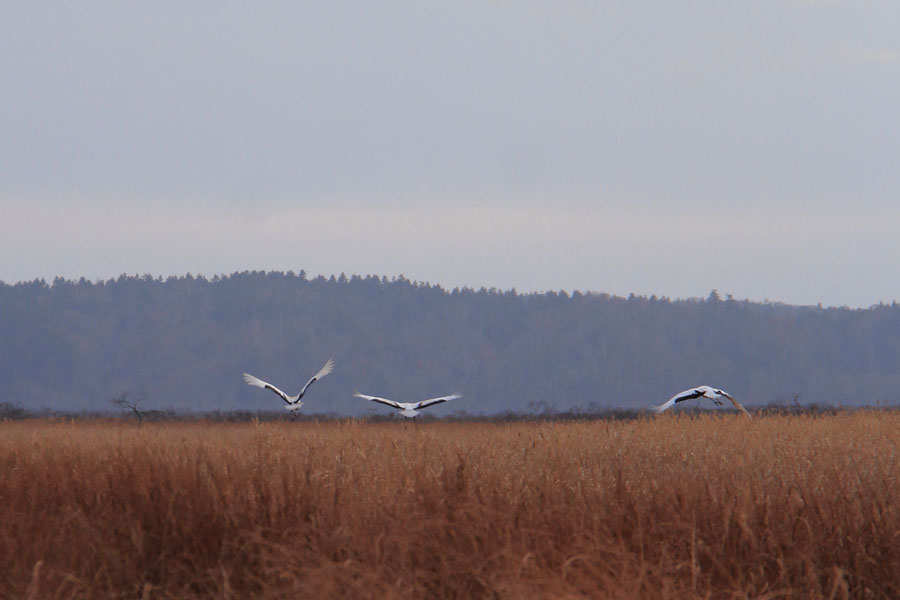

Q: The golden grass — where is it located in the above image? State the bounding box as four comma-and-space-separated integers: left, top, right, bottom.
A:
1, 413, 899, 599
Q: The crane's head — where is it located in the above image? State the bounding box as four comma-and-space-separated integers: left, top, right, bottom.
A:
700, 387, 728, 405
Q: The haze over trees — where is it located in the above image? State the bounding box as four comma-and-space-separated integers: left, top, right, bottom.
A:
1, 271, 898, 415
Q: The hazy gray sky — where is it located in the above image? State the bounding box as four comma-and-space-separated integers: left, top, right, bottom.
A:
2, 1, 898, 307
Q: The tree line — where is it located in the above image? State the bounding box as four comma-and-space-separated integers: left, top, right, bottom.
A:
1, 271, 898, 415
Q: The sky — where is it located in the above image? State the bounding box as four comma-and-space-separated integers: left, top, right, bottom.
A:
1, 1, 898, 307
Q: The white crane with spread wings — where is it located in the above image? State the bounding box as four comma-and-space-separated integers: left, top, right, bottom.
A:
243, 358, 334, 412
354, 391, 461, 419
653, 385, 751, 418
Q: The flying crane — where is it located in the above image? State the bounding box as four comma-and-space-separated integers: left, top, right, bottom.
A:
653, 385, 751, 418
243, 358, 334, 412
354, 391, 461, 419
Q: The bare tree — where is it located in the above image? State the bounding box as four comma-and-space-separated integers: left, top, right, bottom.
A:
0, 402, 29, 420
111, 393, 147, 426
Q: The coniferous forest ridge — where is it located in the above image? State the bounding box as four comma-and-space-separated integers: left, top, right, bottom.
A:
2, 271, 899, 415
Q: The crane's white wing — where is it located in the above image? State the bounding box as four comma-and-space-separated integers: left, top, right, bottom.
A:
297, 358, 335, 398
354, 391, 403, 410
722, 393, 752, 419
243, 373, 292, 404
415, 393, 462, 410
653, 387, 704, 414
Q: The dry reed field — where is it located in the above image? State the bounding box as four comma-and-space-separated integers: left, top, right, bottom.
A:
2, 413, 899, 599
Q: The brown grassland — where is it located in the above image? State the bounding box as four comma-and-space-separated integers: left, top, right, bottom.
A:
1, 412, 899, 599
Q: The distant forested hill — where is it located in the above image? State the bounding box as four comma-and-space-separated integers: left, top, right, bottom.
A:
2, 272, 899, 414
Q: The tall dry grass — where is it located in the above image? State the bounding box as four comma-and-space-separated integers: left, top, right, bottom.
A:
1, 413, 899, 599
